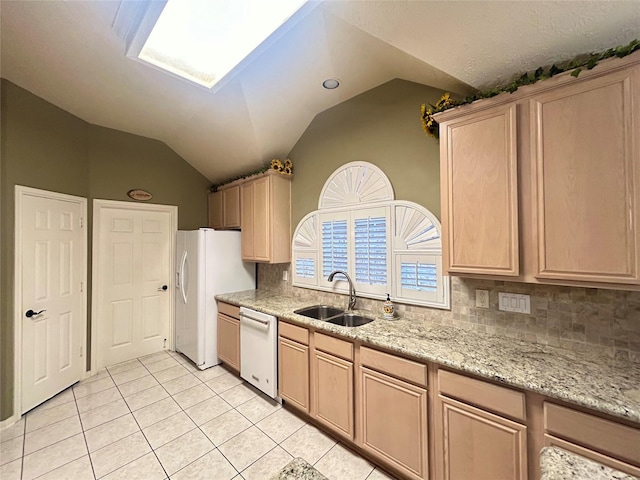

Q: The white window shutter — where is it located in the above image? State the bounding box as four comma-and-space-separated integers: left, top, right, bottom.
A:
291, 162, 450, 310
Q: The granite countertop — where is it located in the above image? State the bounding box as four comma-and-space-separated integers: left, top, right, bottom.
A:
216, 290, 640, 423
540, 447, 638, 480
270, 458, 327, 480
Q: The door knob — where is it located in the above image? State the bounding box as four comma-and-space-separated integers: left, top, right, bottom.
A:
158, 285, 168, 292
25, 309, 46, 318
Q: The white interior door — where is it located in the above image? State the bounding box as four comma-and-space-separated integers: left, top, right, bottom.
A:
17, 187, 86, 414
93, 201, 176, 370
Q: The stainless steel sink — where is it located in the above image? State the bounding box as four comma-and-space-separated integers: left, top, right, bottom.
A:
325, 313, 374, 327
294, 305, 344, 320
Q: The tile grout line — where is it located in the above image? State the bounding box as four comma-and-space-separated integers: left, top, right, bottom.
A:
73, 385, 98, 480
154, 360, 274, 478
20, 416, 25, 480
27, 398, 90, 479
150, 361, 238, 479
113, 357, 171, 480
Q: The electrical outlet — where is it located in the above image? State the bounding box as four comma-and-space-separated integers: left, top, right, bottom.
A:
282, 270, 289, 281
498, 292, 531, 314
475, 289, 489, 308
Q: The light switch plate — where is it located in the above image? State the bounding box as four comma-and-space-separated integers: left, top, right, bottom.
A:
498, 292, 530, 314
475, 289, 489, 309
282, 270, 288, 281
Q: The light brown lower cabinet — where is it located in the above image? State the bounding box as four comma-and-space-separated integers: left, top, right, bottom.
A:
278, 336, 310, 412
274, 320, 639, 480
359, 366, 428, 480
217, 313, 240, 371
438, 395, 527, 480
313, 349, 354, 439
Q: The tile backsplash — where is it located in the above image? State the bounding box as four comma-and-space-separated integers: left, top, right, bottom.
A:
258, 263, 640, 362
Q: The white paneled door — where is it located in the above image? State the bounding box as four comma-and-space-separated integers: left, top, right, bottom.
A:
18, 188, 86, 414
93, 201, 176, 370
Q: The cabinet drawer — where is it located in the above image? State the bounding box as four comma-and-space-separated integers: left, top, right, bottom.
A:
279, 321, 309, 345
544, 402, 640, 465
218, 302, 240, 319
438, 369, 526, 422
314, 333, 353, 361
360, 346, 427, 387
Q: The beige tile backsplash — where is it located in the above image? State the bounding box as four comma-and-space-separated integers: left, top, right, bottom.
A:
258, 263, 640, 362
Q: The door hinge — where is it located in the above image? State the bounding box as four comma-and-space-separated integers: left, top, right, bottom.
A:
80, 346, 83, 357
80, 281, 83, 292
80, 217, 84, 228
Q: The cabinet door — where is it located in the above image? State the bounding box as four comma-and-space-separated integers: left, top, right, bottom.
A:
313, 350, 353, 439
241, 182, 254, 260
252, 176, 271, 261
223, 185, 241, 228
217, 314, 239, 371
278, 337, 309, 412
439, 395, 527, 480
530, 67, 640, 284
208, 191, 223, 229
359, 367, 428, 480
440, 103, 519, 276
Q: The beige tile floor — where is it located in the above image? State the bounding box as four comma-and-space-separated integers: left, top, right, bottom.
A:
0, 351, 394, 480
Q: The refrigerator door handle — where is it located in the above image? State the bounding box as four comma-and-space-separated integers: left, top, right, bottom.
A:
179, 251, 188, 304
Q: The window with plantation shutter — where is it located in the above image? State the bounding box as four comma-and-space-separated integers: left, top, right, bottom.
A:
296, 258, 315, 279
355, 216, 387, 285
401, 262, 437, 291
322, 219, 348, 278
291, 161, 450, 310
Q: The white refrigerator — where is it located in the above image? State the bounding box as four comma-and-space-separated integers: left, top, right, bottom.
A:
175, 229, 255, 369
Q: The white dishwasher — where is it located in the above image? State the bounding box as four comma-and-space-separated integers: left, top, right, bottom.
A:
239, 307, 278, 399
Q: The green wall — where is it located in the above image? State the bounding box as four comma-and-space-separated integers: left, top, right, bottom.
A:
0, 79, 210, 421
288, 79, 445, 229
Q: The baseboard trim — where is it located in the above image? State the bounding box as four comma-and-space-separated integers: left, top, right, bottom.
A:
0, 414, 21, 431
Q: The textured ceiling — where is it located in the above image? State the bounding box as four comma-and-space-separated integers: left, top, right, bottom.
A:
1, 1, 638, 183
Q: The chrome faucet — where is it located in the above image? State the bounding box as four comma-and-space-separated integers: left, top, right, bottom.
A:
327, 270, 357, 310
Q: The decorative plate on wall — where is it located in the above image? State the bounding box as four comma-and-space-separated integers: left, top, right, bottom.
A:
127, 189, 153, 201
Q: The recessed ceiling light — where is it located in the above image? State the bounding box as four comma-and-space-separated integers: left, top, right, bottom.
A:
322, 78, 340, 89
133, 0, 310, 89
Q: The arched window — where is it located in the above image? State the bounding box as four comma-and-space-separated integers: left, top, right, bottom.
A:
292, 162, 450, 310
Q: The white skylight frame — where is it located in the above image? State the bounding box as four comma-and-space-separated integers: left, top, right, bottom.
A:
118, 0, 319, 92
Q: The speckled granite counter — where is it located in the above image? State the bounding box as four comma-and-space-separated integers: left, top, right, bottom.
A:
270, 458, 327, 480
217, 290, 640, 423
540, 447, 638, 479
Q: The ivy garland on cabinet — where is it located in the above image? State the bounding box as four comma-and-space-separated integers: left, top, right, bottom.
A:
421, 38, 640, 139
209, 158, 293, 192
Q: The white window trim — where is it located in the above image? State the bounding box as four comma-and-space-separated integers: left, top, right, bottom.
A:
292, 162, 450, 310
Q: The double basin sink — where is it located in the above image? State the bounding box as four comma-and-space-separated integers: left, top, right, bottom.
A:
293, 305, 374, 327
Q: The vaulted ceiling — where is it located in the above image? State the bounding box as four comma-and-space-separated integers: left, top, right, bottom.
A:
2, 1, 638, 183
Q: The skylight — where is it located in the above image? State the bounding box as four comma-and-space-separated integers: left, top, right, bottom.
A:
138, 0, 308, 89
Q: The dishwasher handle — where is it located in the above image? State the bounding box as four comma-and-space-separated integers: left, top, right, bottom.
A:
240, 312, 270, 326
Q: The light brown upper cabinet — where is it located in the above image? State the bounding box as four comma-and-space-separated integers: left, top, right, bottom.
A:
530, 68, 640, 285
439, 103, 519, 276
435, 53, 640, 290
241, 171, 291, 263
208, 190, 223, 229
208, 185, 241, 230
